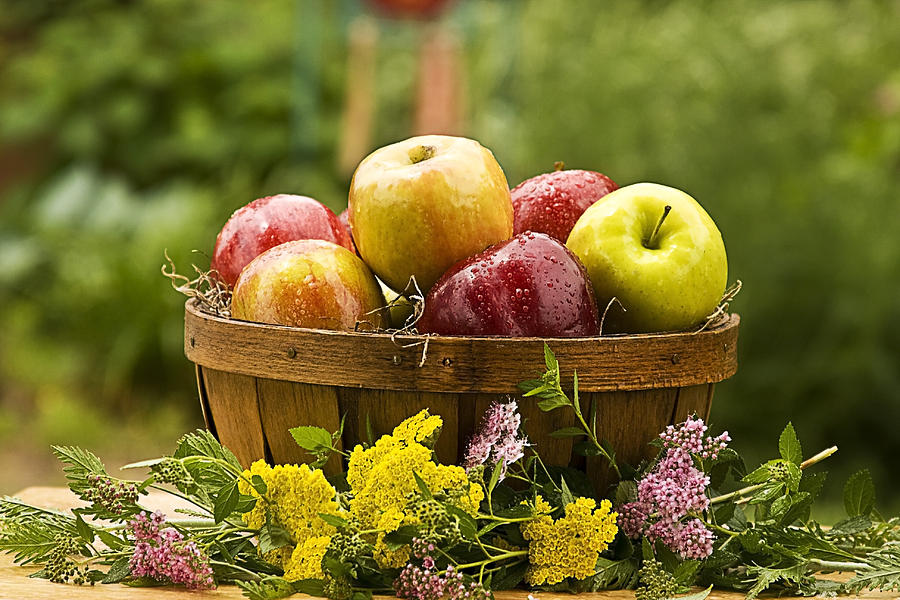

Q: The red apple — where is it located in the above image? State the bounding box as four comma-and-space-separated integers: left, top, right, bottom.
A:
338, 207, 359, 255
339, 208, 351, 233
211, 194, 354, 287
365, 0, 452, 19
511, 167, 618, 242
349, 135, 513, 293
231, 240, 387, 331
417, 232, 600, 337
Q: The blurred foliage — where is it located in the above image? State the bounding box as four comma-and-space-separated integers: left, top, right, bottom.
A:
1, 0, 898, 510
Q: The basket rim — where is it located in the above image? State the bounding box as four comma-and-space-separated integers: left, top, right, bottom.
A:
184, 299, 739, 393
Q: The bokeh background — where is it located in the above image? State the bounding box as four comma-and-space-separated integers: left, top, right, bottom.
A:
1, 0, 898, 517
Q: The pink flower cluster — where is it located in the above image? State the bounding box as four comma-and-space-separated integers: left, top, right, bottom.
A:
394, 561, 488, 600
647, 518, 715, 560
463, 400, 528, 480
129, 511, 214, 589
661, 416, 730, 460
618, 417, 729, 560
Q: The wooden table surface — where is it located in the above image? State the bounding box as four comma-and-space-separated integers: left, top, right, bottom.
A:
1, 487, 897, 600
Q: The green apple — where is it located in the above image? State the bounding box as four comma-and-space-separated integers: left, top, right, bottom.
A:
232, 240, 387, 331
348, 135, 513, 292
566, 182, 727, 333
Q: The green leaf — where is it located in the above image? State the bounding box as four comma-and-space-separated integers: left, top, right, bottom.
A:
742, 464, 771, 485
665, 584, 712, 600
444, 504, 478, 541
559, 475, 575, 507
486, 461, 502, 495
365, 414, 376, 447
573, 440, 603, 457
121, 457, 166, 470
744, 563, 811, 600
73, 511, 95, 543
318, 513, 348, 529
292, 578, 327, 597
251, 474, 268, 495
322, 556, 351, 578
96, 529, 126, 550
237, 578, 296, 600
769, 494, 792, 519
641, 537, 655, 561
592, 557, 639, 590
174, 429, 241, 469
572, 370, 580, 412
537, 395, 570, 412
0, 522, 63, 565
412, 471, 433, 499
843, 543, 900, 593
213, 480, 239, 524
102, 556, 132, 584
543, 343, 558, 372
382, 525, 419, 550
333, 414, 347, 442
258, 519, 292, 555
778, 422, 803, 464
778, 491, 811, 526
830, 515, 873, 535
236, 496, 258, 514
615, 480, 638, 506
289, 426, 333, 453
799, 470, 827, 500
489, 559, 528, 589
549, 427, 585, 438
52, 446, 106, 491
844, 470, 876, 517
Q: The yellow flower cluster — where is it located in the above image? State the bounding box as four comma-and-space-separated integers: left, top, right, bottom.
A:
347, 410, 483, 567
390, 410, 443, 446
521, 496, 618, 585
239, 460, 344, 581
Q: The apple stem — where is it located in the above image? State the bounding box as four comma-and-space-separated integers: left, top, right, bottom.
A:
553, 161, 565, 172
408, 145, 437, 164
646, 205, 672, 249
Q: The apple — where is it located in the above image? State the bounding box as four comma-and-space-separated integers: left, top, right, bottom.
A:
338, 207, 359, 255
348, 135, 513, 293
511, 166, 618, 241
566, 183, 727, 333
417, 232, 600, 337
365, 0, 453, 19
231, 240, 387, 331
211, 195, 354, 287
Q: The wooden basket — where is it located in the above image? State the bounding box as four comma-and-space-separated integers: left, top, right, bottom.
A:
184, 299, 739, 492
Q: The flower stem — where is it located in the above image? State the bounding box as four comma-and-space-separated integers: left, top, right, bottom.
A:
451, 549, 528, 571
807, 558, 868, 572
709, 446, 837, 505
210, 559, 262, 580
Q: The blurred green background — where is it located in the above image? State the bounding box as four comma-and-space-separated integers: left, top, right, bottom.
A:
1, 0, 898, 518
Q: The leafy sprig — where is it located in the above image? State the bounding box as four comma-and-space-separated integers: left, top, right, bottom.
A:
518, 344, 620, 477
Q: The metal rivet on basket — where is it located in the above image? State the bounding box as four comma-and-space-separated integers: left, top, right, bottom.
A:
671, 354, 680, 365
392, 355, 402, 366
442, 357, 453, 367
287, 347, 297, 358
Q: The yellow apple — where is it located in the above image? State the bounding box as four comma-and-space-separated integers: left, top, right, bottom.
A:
348, 135, 513, 292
